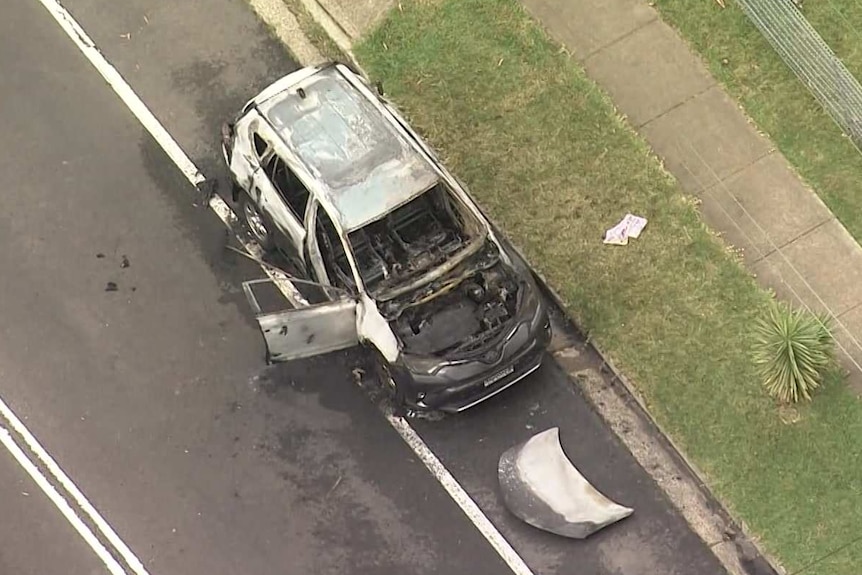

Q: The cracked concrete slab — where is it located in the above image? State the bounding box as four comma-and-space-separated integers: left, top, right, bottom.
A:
583, 19, 715, 128
700, 153, 833, 263
522, 0, 656, 59
752, 219, 862, 317
641, 86, 772, 194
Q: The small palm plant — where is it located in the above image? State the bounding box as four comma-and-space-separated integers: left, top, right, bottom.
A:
752, 302, 836, 403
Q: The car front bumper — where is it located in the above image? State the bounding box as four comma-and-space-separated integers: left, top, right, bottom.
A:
392, 311, 552, 414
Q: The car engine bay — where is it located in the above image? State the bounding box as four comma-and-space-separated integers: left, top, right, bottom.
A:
347, 182, 524, 358
391, 262, 522, 357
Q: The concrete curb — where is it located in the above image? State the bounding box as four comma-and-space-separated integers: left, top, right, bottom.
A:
251, 2, 783, 574
296, 0, 355, 60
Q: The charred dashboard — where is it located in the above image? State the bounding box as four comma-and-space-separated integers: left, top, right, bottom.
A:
347, 183, 482, 298
347, 182, 524, 360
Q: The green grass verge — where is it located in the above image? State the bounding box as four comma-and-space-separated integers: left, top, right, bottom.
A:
654, 0, 862, 246
355, 1, 862, 573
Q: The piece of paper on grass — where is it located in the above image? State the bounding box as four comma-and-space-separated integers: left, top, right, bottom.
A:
603, 214, 648, 246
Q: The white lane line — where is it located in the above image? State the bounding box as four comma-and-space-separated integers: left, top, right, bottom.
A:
0, 398, 149, 575
0, 428, 126, 575
387, 416, 534, 575
33, 0, 204, 187
30, 1, 536, 573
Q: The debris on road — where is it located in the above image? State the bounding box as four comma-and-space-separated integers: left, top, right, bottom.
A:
326, 475, 343, 498
105, 282, 118, 292
121, 255, 130, 268
603, 213, 648, 246
498, 427, 633, 538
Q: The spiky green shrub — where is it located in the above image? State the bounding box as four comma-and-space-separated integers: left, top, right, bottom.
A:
752, 302, 836, 403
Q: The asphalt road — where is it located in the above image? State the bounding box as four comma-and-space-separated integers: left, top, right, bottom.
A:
0, 1, 729, 574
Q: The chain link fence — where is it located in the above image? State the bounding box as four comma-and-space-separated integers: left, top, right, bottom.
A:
735, 0, 862, 147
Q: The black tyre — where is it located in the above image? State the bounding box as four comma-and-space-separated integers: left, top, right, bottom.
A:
372, 351, 407, 412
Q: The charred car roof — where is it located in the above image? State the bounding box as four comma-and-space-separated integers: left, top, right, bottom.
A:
255, 65, 440, 233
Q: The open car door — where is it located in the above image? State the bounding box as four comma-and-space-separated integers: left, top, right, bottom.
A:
242, 278, 359, 363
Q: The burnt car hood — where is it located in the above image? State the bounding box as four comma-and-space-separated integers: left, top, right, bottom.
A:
393, 257, 547, 381
401, 309, 541, 383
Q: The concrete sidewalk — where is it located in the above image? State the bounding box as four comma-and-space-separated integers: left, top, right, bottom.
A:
519, 0, 862, 391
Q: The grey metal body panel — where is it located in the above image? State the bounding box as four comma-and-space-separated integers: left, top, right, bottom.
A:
498, 427, 633, 539
243, 279, 359, 362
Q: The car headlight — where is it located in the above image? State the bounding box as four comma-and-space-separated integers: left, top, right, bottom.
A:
520, 282, 547, 332
400, 353, 444, 377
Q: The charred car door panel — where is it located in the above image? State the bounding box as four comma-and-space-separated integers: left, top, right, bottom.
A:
303, 201, 402, 362
242, 278, 359, 363
304, 200, 331, 288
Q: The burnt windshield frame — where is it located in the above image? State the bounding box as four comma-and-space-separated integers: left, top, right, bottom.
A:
346, 183, 486, 300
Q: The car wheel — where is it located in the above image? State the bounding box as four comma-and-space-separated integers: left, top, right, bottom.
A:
372, 352, 406, 409
240, 194, 275, 252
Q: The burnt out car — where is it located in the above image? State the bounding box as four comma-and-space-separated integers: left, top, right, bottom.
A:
222, 63, 551, 413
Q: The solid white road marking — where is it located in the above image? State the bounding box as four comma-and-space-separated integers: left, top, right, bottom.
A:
33, 0, 204, 187
387, 416, 535, 575
0, 428, 126, 575
29, 1, 536, 573
0, 398, 149, 575
208, 198, 307, 305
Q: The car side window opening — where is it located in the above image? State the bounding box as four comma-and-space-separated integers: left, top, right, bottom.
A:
314, 207, 356, 292
252, 132, 268, 159
265, 155, 310, 220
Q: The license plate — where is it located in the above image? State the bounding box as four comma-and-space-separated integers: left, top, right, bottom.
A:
484, 366, 515, 387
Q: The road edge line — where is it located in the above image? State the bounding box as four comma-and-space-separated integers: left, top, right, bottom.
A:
0, 397, 149, 575
33, 0, 204, 188
385, 415, 534, 575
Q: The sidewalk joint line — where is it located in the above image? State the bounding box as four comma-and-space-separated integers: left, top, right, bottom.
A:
837, 299, 862, 320
579, 14, 658, 62
750, 215, 833, 263
695, 148, 775, 196
634, 82, 723, 132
